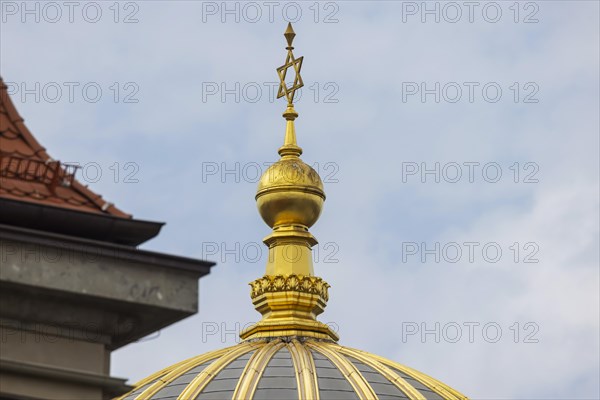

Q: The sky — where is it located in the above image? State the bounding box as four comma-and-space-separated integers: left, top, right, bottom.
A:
1, 1, 599, 398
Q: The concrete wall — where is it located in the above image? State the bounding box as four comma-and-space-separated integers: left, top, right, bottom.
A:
1, 328, 108, 399
0, 225, 214, 399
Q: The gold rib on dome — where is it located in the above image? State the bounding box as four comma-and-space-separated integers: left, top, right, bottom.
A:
240, 23, 337, 342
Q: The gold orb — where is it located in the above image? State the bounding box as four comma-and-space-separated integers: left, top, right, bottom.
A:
256, 158, 325, 228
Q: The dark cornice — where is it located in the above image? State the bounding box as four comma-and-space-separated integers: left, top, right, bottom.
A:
0, 197, 163, 246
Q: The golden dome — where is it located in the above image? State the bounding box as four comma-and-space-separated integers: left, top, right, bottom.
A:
117, 338, 467, 400
116, 23, 468, 400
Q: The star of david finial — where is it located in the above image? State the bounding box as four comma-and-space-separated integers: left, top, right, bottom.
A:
277, 23, 304, 106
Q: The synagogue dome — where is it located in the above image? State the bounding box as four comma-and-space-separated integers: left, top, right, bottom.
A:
116, 23, 468, 400
118, 338, 466, 400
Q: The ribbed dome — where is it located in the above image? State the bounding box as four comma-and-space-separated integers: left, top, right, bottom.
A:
117, 338, 466, 400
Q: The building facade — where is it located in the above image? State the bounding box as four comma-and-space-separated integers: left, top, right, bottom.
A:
0, 78, 215, 400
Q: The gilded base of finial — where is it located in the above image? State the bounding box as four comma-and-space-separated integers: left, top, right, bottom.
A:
240, 274, 339, 342
263, 227, 317, 275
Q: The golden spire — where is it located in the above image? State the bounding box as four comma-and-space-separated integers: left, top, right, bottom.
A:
240, 24, 338, 342
277, 22, 303, 158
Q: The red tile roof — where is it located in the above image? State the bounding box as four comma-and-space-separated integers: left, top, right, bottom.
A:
0, 77, 131, 218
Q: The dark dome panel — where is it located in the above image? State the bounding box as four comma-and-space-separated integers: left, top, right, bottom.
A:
149, 361, 214, 400
310, 349, 360, 400
196, 351, 255, 400
254, 347, 298, 400
345, 356, 410, 400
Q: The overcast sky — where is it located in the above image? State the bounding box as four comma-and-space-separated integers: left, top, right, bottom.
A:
2, 1, 599, 398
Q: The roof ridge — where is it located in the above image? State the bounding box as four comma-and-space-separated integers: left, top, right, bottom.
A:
0, 77, 49, 160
